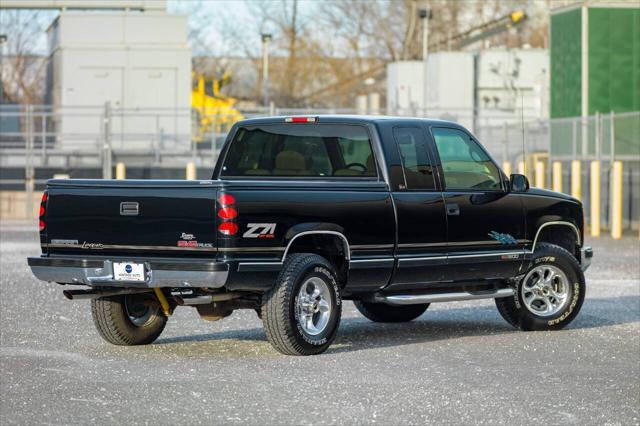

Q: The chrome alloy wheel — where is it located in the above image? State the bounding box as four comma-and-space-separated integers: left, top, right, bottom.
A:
521, 264, 570, 317
124, 294, 159, 327
296, 277, 332, 336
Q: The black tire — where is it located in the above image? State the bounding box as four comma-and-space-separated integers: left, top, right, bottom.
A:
354, 300, 429, 323
495, 243, 585, 331
261, 253, 342, 356
91, 293, 167, 345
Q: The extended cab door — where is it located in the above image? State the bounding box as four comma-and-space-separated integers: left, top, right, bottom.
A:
383, 125, 448, 290
428, 126, 526, 281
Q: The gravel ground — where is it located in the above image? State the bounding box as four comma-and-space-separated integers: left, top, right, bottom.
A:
1, 221, 638, 425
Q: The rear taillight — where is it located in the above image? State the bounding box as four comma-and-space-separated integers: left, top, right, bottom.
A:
217, 193, 238, 236
218, 222, 238, 236
218, 207, 238, 220
39, 191, 47, 232
218, 193, 236, 205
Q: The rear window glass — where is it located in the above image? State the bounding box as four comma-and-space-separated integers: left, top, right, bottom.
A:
221, 124, 377, 178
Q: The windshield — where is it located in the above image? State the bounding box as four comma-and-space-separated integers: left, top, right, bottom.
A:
221, 124, 377, 178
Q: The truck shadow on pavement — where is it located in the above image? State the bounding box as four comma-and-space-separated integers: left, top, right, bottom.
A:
330, 295, 639, 354
155, 296, 639, 353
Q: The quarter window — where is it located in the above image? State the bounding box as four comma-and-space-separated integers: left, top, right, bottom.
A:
393, 127, 435, 190
432, 127, 501, 190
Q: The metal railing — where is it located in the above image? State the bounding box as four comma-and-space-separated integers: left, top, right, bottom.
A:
1, 104, 638, 231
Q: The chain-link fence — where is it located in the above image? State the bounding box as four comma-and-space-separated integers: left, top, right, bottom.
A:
1, 104, 638, 230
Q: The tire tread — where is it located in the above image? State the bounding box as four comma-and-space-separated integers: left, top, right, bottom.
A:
262, 253, 340, 356
91, 295, 166, 346
495, 242, 585, 331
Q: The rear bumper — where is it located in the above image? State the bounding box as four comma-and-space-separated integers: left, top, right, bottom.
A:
27, 256, 229, 288
580, 246, 593, 271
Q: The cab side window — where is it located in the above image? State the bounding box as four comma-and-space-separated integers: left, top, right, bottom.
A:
432, 127, 501, 191
393, 127, 435, 190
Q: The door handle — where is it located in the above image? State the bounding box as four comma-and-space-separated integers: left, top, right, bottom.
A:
446, 203, 460, 216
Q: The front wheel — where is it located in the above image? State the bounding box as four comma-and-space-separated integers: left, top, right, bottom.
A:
261, 253, 342, 356
91, 293, 167, 345
496, 243, 585, 331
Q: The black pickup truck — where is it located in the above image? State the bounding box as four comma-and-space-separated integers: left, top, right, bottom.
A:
29, 115, 592, 355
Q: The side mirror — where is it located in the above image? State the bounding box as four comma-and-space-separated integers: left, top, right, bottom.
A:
510, 174, 530, 192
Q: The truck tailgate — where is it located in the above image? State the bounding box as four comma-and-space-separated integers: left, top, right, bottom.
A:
43, 180, 220, 258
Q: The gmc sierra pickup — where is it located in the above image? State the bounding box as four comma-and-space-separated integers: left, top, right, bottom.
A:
29, 115, 593, 355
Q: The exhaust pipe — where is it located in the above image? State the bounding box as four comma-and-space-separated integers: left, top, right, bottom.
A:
175, 295, 213, 306
63, 288, 152, 300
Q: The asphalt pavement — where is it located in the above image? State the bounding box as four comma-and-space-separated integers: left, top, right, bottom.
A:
1, 221, 638, 425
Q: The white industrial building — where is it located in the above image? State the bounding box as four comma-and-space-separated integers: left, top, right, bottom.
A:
47, 9, 191, 150
386, 49, 549, 131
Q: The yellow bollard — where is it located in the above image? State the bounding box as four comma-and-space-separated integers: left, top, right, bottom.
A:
534, 161, 545, 188
186, 162, 196, 180
552, 161, 562, 193
115, 162, 126, 180
571, 160, 581, 200
517, 161, 525, 176
502, 162, 512, 177
590, 161, 601, 237
610, 161, 623, 239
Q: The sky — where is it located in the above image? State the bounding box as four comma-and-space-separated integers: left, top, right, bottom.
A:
167, 0, 284, 57
8, 0, 556, 57
168, 0, 253, 56
4, 0, 262, 56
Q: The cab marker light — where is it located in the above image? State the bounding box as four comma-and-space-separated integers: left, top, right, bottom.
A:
285, 117, 317, 123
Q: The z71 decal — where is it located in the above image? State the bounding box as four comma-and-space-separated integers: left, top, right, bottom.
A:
243, 223, 276, 239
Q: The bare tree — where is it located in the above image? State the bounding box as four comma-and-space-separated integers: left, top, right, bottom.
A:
0, 10, 50, 105
248, 0, 311, 106
197, 0, 552, 108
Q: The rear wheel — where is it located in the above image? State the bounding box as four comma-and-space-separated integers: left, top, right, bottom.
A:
354, 300, 429, 323
261, 253, 342, 356
91, 293, 167, 345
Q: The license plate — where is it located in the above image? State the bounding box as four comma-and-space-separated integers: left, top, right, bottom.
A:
113, 262, 145, 282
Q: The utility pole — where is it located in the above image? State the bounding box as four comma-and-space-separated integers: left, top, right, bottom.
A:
261, 33, 272, 109
102, 101, 112, 179
418, 8, 432, 117
0, 34, 7, 104
419, 8, 432, 62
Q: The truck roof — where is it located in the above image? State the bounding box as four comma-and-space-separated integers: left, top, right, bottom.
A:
235, 115, 465, 128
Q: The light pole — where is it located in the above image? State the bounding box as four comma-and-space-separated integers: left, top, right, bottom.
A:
418, 8, 432, 117
418, 8, 432, 62
0, 34, 7, 104
261, 33, 272, 109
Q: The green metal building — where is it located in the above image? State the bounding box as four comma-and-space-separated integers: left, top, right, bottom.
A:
550, 2, 640, 157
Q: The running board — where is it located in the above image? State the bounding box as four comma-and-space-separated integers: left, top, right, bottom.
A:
381, 288, 514, 305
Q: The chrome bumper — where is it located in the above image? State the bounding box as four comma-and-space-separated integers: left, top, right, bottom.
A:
27, 256, 229, 288
580, 246, 593, 271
